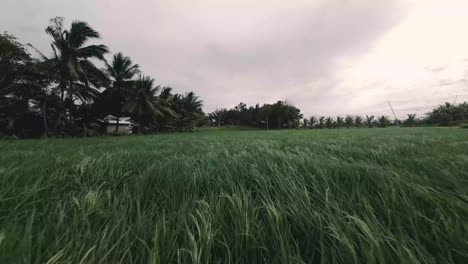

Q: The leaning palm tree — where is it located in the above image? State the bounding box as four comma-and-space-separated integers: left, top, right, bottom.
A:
344, 115, 354, 128
45, 17, 109, 103
103, 52, 140, 132
365, 115, 375, 128
354, 115, 363, 128
309, 116, 317, 129
336, 116, 344, 128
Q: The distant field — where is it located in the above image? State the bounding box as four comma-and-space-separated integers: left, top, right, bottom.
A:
0, 128, 467, 263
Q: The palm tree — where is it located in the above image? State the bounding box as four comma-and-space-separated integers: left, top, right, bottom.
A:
344, 115, 354, 128
404, 113, 417, 127
309, 116, 317, 129
302, 118, 309, 128
103, 52, 140, 132
365, 115, 375, 128
336, 116, 344, 128
354, 115, 363, 128
123, 75, 163, 129
154, 86, 178, 130
325, 117, 334, 129
209, 108, 226, 127
378, 115, 390, 128
45, 17, 109, 103
172, 92, 203, 132
1, 33, 53, 135
318, 116, 325, 129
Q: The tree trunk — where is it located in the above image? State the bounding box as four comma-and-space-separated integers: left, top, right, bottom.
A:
60, 82, 65, 102
115, 115, 120, 133
42, 96, 48, 136
83, 122, 87, 137
80, 99, 88, 137
67, 81, 74, 121
115, 86, 121, 133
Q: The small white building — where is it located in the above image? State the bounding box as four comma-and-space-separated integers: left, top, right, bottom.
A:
101, 115, 136, 135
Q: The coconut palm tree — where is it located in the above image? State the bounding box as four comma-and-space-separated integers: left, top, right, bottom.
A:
102, 52, 140, 132
344, 115, 354, 128
123, 75, 162, 127
302, 118, 308, 128
325, 117, 334, 129
154, 86, 179, 129
336, 116, 344, 128
309, 116, 317, 129
355, 115, 363, 128
365, 115, 375, 128
378, 115, 390, 128
45, 17, 109, 103
404, 114, 417, 127
0, 33, 51, 136
172, 92, 203, 132
318, 116, 325, 129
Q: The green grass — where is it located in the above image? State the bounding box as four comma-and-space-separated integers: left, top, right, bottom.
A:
0, 128, 467, 263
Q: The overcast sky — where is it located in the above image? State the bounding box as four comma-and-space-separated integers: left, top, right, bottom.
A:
2, 0, 468, 118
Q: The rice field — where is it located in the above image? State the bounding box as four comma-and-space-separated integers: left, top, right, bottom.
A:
0, 128, 467, 263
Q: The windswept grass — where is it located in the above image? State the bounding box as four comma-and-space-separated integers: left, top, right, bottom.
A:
0, 128, 467, 263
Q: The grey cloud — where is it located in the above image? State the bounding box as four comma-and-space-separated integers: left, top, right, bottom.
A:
2, 0, 410, 115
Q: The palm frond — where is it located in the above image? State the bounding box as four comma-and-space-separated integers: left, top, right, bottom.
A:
76, 45, 108, 60
68, 21, 101, 48
80, 59, 110, 88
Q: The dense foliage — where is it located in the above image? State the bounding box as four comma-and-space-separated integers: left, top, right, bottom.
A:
0, 128, 466, 263
207, 101, 303, 129
425, 102, 468, 126
1, 17, 467, 138
0, 18, 204, 138
208, 101, 468, 131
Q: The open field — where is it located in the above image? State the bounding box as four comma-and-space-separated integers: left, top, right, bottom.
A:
0, 128, 467, 263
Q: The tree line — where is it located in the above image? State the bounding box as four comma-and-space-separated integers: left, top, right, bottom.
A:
207, 101, 303, 129
2, 17, 467, 138
0, 17, 204, 138
208, 101, 468, 129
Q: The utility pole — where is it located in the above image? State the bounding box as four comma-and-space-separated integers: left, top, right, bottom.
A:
453, 95, 458, 105
387, 101, 400, 127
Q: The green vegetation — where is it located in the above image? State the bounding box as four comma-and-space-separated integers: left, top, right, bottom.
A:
1, 17, 467, 137
208, 102, 468, 130
1, 17, 204, 138
1, 128, 467, 263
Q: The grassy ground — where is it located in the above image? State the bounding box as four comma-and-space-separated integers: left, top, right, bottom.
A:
0, 128, 467, 263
